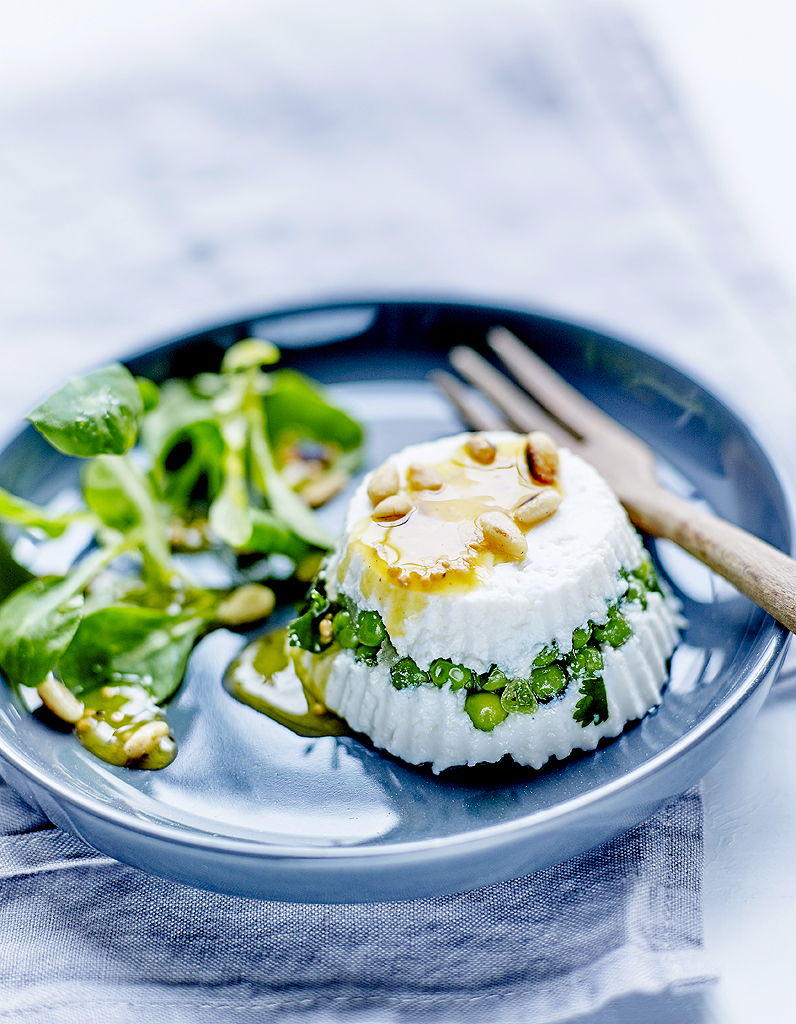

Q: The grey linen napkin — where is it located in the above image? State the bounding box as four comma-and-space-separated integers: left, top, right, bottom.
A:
4, 0, 793, 1018
0, 781, 710, 1024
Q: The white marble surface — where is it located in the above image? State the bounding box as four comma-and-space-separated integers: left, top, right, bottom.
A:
2, 2, 796, 1020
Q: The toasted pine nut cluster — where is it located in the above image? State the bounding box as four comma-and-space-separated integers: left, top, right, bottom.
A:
364, 431, 563, 569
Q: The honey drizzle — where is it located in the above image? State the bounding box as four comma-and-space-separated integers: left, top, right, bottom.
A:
341, 438, 562, 635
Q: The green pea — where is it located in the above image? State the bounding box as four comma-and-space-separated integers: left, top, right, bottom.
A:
572, 626, 591, 649
500, 677, 539, 715
331, 610, 357, 649
481, 665, 509, 691
632, 557, 660, 593
533, 644, 559, 668
625, 586, 647, 610
429, 659, 476, 691
594, 613, 632, 649
336, 626, 358, 649
356, 610, 387, 647
451, 664, 476, 691
430, 658, 452, 688
390, 657, 429, 689
465, 692, 508, 731
332, 609, 351, 633
570, 646, 603, 678
355, 644, 380, 666
531, 663, 567, 703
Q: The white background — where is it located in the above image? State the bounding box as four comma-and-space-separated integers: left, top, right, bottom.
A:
2, 3, 796, 1022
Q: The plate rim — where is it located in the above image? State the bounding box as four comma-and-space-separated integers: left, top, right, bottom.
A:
0, 620, 784, 861
0, 296, 789, 865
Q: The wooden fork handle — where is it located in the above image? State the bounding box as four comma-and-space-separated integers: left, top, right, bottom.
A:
625, 484, 796, 634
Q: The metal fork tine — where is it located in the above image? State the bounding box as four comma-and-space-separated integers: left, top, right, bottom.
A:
428, 370, 508, 431
487, 327, 620, 442
448, 345, 576, 447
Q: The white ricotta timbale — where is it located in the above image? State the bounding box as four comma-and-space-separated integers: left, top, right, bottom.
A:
321, 431, 682, 772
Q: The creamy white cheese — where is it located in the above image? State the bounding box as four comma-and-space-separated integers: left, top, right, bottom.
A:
323, 591, 679, 772
327, 432, 651, 674
319, 431, 682, 773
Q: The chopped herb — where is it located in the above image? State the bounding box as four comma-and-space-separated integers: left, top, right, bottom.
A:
391, 657, 428, 689
533, 643, 559, 667
573, 677, 610, 727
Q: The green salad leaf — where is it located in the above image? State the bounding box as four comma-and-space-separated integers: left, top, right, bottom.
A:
136, 376, 160, 414
246, 508, 313, 560
82, 457, 141, 532
220, 338, 279, 373
0, 337, 366, 770
89, 454, 175, 585
58, 605, 203, 702
142, 381, 224, 509
0, 534, 33, 603
0, 542, 127, 689
247, 404, 333, 549
28, 363, 143, 457
208, 413, 253, 548
264, 369, 363, 459
0, 577, 84, 689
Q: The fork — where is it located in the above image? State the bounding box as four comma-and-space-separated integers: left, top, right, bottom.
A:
431, 326, 796, 637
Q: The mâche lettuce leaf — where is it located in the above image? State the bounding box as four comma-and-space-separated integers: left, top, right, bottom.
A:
0, 338, 364, 769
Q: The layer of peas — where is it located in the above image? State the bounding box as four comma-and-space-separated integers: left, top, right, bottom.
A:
287, 578, 388, 664
288, 557, 662, 734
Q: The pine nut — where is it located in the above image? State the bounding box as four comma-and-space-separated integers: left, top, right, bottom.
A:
526, 431, 559, 484
464, 434, 497, 464
513, 488, 562, 526
37, 676, 84, 724
318, 615, 333, 642
372, 494, 414, 522
477, 510, 528, 561
301, 470, 347, 508
367, 463, 400, 506
123, 720, 170, 760
407, 463, 443, 491
217, 584, 275, 625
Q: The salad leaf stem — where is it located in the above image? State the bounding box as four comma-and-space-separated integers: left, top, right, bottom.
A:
96, 454, 178, 587
0, 485, 94, 538
245, 393, 333, 549
208, 413, 253, 549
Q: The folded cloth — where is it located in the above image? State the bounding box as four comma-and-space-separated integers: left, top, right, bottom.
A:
0, 781, 712, 1024
4, 0, 791, 1018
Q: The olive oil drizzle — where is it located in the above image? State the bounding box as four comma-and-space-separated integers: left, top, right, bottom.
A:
75, 683, 176, 770
225, 629, 350, 738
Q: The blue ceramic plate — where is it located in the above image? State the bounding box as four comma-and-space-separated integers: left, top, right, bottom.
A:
0, 299, 789, 903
